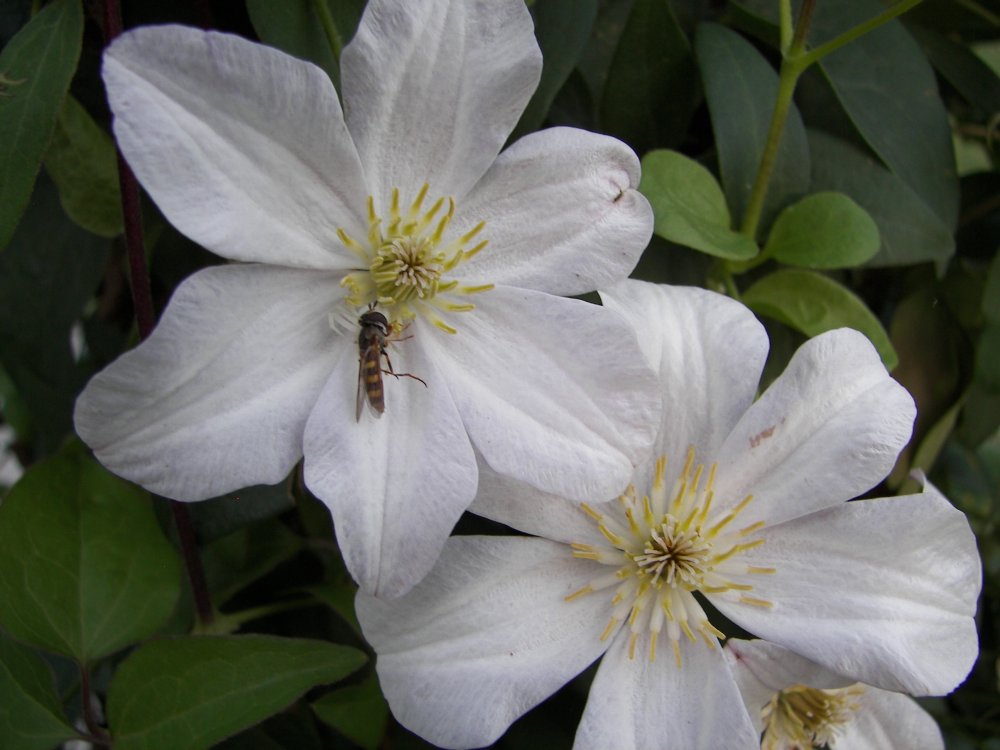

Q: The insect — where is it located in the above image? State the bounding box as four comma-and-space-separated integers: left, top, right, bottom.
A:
356, 306, 427, 421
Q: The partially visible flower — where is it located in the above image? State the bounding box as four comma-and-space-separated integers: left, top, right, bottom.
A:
356, 281, 981, 749
725, 638, 945, 750
73, 0, 659, 597
0, 423, 24, 488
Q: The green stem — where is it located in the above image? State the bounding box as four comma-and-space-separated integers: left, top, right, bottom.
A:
779, 0, 794, 54
799, 0, 924, 69
195, 598, 315, 635
312, 0, 343, 60
721, 265, 742, 301
739, 0, 814, 240
739, 0, 924, 241
738, 67, 799, 240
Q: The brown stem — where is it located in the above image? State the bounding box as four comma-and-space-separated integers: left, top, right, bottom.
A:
79, 663, 110, 745
103, 0, 214, 627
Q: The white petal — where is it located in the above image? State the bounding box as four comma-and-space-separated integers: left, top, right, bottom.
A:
724, 639, 856, 734
723, 640, 945, 750
575, 633, 759, 750
600, 281, 768, 480
426, 286, 661, 502
456, 128, 652, 295
303, 330, 477, 598
469, 460, 610, 546
713, 486, 981, 696
74, 265, 342, 500
356, 536, 610, 749
104, 26, 368, 269
341, 0, 541, 204
834, 689, 943, 750
714, 328, 915, 525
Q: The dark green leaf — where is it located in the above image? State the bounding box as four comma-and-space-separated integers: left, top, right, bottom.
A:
639, 149, 758, 259
0, 175, 107, 455
764, 191, 879, 268
546, 68, 595, 130
600, 0, 697, 153
246, 0, 364, 89
512, 0, 596, 138
808, 130, 954, 268
0, 446, 182, 661
0, 634, 77, 750
189, 481, 295, 543
106, 635, 366, 750
813, 0, 958, 230
977, 325, 1000, 392
983, 250, 1000, 325
907, 24, 1000, 118
887, 281, 963, 484
43, 94, 123, 237
742, 269, 897, 369
577, 0, 635, 106
0, 0, 83, 251
217, 705, 325, 750
202, 519, 303, 607
302, 582, 361, 637
695, 22, 810, 234
901, 397, 965, 493
958, 383, 1000, 452
311, 675, 388, 750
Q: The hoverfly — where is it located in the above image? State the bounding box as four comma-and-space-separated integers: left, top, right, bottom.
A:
356, 306, 427, 421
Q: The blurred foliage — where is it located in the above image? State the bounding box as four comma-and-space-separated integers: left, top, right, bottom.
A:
1, 0, 999, 747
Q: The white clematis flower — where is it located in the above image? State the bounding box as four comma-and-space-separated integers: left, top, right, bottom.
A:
724, 638, 945, 750
356, 280, 981, 749
73, 0, 660, 598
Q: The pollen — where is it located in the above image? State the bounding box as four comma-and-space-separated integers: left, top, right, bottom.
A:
567, 447, 773, 665
760, 683, 866, 750
337, 184, 493, 333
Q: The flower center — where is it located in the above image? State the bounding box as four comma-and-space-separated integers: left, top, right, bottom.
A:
337, 184, 493, 333
566, 447, 775, 665
760, 684, 865, 750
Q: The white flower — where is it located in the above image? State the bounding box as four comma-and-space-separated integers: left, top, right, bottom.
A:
73, 0, 660, 597
356, 281, 981, 749
724, 638, 945, 750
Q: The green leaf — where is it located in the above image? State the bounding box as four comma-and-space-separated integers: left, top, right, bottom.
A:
600, 0, 697, 153
512, 0, 596, 138
983, 250, 1000, 325
107, 635, 367, 750
764, 191, 879, 269
189, 482, 295, 543
0, 175, 107, 455
576, 0, 634, 107
202, 519, 303, 607
695, 22, 810, 233
0, 634, 78, 750
246, 0, 364, 89
311, 675, 388, 750
0, 446, 182, 661
217, 705, 325, 750
302, 582, 361, 637
639, 149, 758, 260
977, 325, 1000, 393
743, 269, 898, 369
812, 0, 958, 230
907, 24, 1000, 119
43, 94, 123, 237
901, 397, 965, 494
0, 0, 83, 251
808, 130, 954, 268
